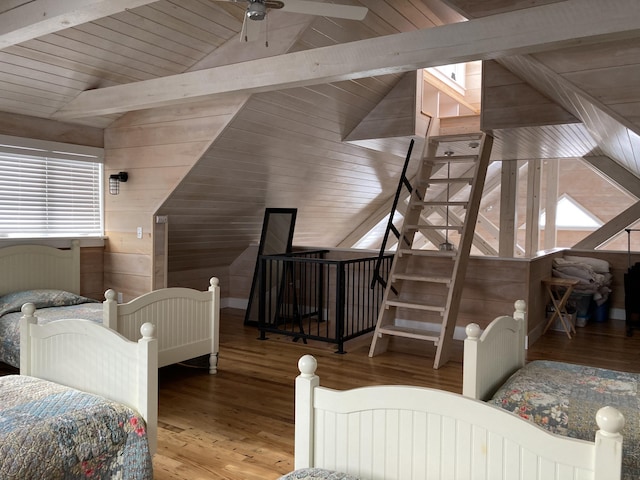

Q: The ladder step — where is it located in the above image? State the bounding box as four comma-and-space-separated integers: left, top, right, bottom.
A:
406, 224, 463, 232
425, 177, 474, 185
392, 273, 451, 284
426, 155, 478, 164
398, 249, 456, 258
429, 133, 483, 143
410, 200, 468, 208
377, 325, 440, 343
386, 300, 445, 313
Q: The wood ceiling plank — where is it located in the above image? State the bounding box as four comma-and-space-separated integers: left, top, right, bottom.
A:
25, 34, 158, 81
5, 42, 141, 85
0, 49, 114, 87
0, 0, 159, 49
55, 0, 640, 119
532, 37, 640, 74
73, 21, 194, 70
147, 1, 235, 44
54, 27, 183, 77
564, 65, 640, 105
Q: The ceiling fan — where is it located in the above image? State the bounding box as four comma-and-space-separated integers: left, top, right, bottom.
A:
222, 0, 368, 43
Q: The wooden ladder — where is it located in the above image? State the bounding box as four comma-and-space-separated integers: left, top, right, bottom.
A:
369, 132, 493, 369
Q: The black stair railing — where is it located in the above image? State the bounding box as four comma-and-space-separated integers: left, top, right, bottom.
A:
370, 139, 417, 292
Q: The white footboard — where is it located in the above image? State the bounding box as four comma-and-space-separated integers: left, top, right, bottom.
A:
463, 299, 527, 400
19, 303, 158, 454
294, 354, 624, 480
104, 277, 220, 373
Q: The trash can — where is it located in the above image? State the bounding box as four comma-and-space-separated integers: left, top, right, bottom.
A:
569, 292, 593, 327
593, 300, 609, 323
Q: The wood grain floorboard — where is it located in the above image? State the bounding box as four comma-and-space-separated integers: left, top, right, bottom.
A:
2, 308, 639, 479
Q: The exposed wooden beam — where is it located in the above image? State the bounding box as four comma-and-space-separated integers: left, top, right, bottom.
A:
573, 201, 640, 249
583, 155, 640, 198
0, 0, 158, 49
498, 160, 517, 257
524, 159, 541, 256
543, 159, 559, 250
54, 0, 640, 119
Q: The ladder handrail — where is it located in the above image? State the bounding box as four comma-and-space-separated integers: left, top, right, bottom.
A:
370, 139, 415, 290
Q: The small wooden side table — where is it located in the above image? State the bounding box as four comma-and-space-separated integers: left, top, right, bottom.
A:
542, 277, 580, 339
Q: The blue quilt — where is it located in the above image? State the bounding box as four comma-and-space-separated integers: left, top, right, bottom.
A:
490, 360, 640, 480
0, 375, 152, 479
0, 289, 102, 368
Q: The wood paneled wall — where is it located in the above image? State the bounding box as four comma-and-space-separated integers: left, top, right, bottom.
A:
80, 246, 105, 300
0, 111, 103, 148
481, 60, 579, 131
103, 95, 248, 300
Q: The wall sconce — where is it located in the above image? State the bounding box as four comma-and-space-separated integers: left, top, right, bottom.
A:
109, 172, 128, 195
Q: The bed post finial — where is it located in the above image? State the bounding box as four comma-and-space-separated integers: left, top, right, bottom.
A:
21, 302, 37, 318
514, 300, 526, 320
298, 354, 317, 377
465, 323, 481, 340
209, 277, 219, 289
594, 406, 624, 479
140, 322, 156, 339
295, 355, 319, 470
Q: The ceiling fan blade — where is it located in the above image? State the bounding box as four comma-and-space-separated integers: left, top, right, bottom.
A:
280, 0, 368, 20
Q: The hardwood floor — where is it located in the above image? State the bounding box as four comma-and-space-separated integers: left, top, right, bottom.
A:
2, 307, 639, 479
152, 308, 640, 479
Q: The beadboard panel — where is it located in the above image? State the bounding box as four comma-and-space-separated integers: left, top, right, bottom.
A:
482, 60, 578, 130
103, 95, 248, 297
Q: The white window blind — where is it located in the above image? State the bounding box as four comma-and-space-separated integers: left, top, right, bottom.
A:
0, 135, 103, 238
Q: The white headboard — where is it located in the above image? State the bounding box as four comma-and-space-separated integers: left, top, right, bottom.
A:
20, 303, 158, 454
0, 240, 80, 295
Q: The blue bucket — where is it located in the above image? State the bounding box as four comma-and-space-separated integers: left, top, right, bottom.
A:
593, 301, 609, 323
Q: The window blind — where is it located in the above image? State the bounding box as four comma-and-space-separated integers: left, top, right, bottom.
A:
0, 136, 103, 238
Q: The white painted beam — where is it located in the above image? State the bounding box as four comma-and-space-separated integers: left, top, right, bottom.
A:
54, 0, 640, 119
0, 0, 158, 49
543, 159, 559, 250
498, 160, 519, 258
524, 159, 541, 257
574, 201, 640, 249
583, 155, 640, 198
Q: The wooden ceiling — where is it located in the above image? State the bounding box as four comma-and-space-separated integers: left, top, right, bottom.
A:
2, 0, 640, 287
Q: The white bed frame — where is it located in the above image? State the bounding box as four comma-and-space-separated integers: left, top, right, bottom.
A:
0, 241, 220, 374
294, 354, 625, 480
19, 302, 158, 454
462, 299, 527, 401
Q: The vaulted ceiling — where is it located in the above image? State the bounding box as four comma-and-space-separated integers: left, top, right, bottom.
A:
2, 0, 640, 288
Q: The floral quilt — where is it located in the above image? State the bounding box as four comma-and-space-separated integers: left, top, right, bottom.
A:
489, 360, 640, 480
0, 375, 152, 479
0, 289, 102, 368
279, 468, 360, 480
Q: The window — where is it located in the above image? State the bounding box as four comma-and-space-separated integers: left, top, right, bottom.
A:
0, 135, 103, 238
540, 194, 602, 230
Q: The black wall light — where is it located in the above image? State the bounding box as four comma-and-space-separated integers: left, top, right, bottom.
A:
109, 172, 128, 195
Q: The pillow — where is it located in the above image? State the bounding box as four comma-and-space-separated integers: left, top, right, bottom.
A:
0, 289, 98, 317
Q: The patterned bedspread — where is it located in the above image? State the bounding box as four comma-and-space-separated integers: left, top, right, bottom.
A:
0, 375, 152, 479
490, 360, 640, 480
0, 289, 102, 368
279, 468, 360, 480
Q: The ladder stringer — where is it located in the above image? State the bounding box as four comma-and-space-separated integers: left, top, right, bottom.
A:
369, 129, 438, 357
369, 131, 494, 368
433, 133, 494, 369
